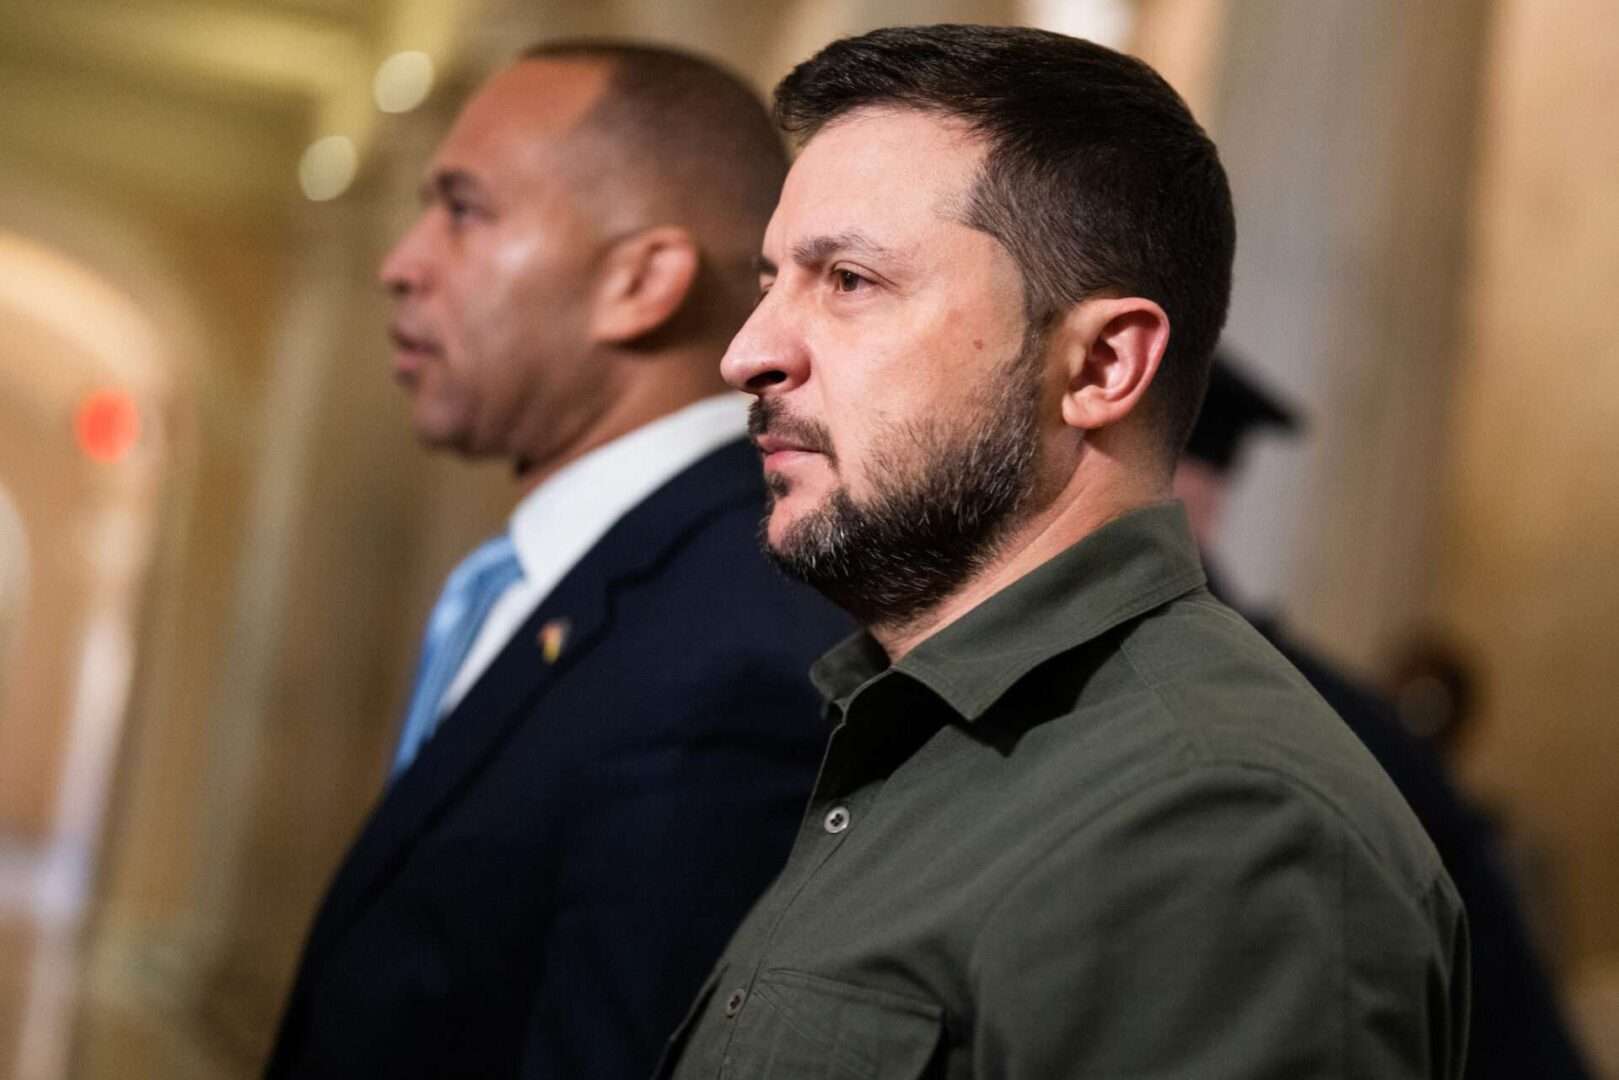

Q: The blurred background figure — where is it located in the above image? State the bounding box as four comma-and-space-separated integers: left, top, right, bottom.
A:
1386, 628, 1587, 1015
2, 1, 1618, 1077
1388, 629, 1484, 766
1178, 351, 1593, 1078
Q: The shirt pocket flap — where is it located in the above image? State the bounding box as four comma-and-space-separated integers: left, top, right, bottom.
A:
729, 969, 943, 1079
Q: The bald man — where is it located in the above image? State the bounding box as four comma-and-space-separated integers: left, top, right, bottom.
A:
266, 43, 849, 1080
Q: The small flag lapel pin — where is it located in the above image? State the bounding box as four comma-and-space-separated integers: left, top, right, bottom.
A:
538, 618, 570, 664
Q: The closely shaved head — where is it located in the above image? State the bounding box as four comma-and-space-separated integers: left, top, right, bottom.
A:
519, 41, 790, 329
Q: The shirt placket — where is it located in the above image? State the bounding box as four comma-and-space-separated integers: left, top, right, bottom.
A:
708, 692, 886, 1073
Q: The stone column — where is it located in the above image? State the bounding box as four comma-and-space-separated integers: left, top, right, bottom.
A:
1206, 0, 1494, 671
1433, 0, 1619, 1038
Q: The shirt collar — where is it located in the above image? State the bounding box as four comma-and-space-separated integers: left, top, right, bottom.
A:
809, 501, 1206, 721
507, 393, 750, 591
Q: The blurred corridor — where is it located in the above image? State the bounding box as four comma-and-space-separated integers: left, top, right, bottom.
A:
2, 0, 1618, 1075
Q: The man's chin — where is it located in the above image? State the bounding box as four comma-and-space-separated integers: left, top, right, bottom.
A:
762, 509, 799, 558
761, 490, 828, 551
410, 419, 454, 450
409, 412, 478, 457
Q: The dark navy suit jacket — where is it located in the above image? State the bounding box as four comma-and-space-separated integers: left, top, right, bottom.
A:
265, 439, 851, 1079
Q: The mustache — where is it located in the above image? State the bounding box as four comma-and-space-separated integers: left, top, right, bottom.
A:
747, 399, 837, 461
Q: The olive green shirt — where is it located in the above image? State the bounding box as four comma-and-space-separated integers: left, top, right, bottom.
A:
661, 503, 1469, 1079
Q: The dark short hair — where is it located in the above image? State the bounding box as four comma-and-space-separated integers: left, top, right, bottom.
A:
521, 40, 787, 230
774, 24, 1235, 456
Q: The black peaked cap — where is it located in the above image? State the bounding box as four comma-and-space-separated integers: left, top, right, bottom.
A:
1183, 349, 1303, 471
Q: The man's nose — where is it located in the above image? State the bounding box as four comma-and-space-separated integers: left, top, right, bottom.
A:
720, 295, 810, 396
378, 217, 431, 297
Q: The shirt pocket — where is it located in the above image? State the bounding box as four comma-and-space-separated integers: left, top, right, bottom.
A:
722, 968, 944, 1080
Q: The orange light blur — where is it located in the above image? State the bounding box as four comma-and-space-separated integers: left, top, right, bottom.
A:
74, 389, 141, 464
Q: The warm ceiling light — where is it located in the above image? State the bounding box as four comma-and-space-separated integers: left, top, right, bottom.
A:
299, 135, 358, 201
374, 51, 435, 114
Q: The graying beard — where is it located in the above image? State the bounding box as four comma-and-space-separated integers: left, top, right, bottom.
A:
764, 343, 1042, 631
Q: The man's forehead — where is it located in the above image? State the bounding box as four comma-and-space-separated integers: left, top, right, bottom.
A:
432, 58, 610, 174
763, 108, 984, 258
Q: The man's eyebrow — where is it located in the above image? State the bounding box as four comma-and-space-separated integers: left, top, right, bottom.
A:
789, 231, 902, 269
418, 168, 485, 206
752, 232, 908, 280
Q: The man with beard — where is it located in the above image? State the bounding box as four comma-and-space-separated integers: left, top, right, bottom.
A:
266, 43, 849, 1080
659, 25, 1469, 1080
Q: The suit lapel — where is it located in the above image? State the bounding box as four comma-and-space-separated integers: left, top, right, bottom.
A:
302, 438, 765, 964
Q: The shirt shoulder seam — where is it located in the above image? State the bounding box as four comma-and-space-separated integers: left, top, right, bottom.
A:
969, 753, 1442, 963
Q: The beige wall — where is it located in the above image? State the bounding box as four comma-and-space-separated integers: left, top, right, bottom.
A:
1437, 0, 1619, 978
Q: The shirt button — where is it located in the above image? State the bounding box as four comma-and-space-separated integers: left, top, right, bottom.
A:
723, 988, 746, 1017
824, 805, 850, 833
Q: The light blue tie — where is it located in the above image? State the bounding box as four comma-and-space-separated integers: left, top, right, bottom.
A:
391, 533, 524, 776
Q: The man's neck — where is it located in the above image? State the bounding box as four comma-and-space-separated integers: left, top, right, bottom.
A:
514, 350, 727, 494
872, 465, 1168, 662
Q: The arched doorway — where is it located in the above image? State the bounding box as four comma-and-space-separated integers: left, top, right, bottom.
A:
0, 229, 174, 1079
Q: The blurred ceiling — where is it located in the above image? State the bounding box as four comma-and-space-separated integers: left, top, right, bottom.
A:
0, 0, 466, 211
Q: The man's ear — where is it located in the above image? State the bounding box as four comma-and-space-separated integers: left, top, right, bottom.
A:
1056, 296, 1171, 432
589, 225, 700, 345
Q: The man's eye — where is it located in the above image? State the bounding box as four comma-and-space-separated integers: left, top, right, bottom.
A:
834, 269, 869, 293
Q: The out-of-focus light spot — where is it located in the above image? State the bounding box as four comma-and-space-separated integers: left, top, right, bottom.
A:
374, 50, 435, 113
299, 135, 358, 201
1023, 0, 1135, 50
75, 389, 140, 464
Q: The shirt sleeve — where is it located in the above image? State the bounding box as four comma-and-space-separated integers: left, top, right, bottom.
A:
968, 764, 1470, 1079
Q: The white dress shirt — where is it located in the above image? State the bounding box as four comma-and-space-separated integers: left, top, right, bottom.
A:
435, 393, 751, 717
